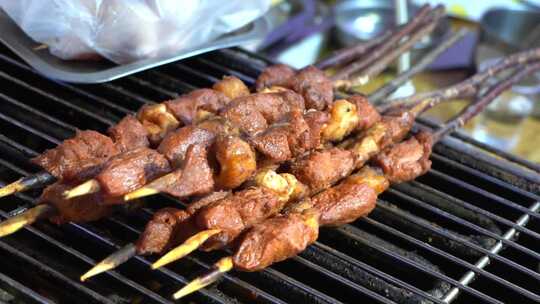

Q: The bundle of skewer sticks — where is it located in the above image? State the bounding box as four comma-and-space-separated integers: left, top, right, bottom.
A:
0, 4, 446, 200
72, 55, 540, 286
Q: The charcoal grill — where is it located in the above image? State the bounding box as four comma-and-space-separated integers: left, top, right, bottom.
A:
0, 43, 538, 304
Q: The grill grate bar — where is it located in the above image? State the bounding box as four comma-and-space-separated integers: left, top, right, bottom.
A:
387, 188, 540, 262
335, 225, 504, 304
124, 76, 179, 99
0, 52, 133, 116
428, 170, 540, 220
0, 92, 76, 133
310, 241, 447, 304
362, 216, 539, 303
0, 70, 114, 127
0, 240, 116, 304
442, 201, 540, 303
0, 271, 54, 304
192, 57, 256, 83
376, 201, 540, 300
0, 112, 60, 145
0, 133, 39, 158
407, 181, 540, 241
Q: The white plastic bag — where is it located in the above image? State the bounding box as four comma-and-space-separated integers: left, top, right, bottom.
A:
0, 0, 270, 64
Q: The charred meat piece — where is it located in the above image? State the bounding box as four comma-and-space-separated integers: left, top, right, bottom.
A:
108, 115, 150, 152
165, 89, 230, 125
220, 90, 305, 137
378, 109, 416, 149
291, 147, 355, 193
137, 191, 230, 255
348, 95, 380, 131
214, 135, 257, 190
294, 110, 329, 155
195, 187, 284, 251
96, 147, 171, 198
31, 130, 119, 181
136, 208, 196, 255
308, 180, 377, 226
290, 66, 333, 111
157, 126, 216, 168
212, 76, 250, 100
255, 64, 296, 91
150, 145, 214, 199
40, 182, 114, 225
373, 131, 433, 183
233, 209, 319, 272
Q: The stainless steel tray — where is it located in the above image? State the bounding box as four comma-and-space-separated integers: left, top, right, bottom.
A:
0, 9, 270, 83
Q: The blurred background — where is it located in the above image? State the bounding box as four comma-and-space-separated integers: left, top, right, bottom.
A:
254, 0, 540, 163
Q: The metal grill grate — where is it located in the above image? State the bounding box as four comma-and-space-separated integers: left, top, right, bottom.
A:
0, 43, 538, 304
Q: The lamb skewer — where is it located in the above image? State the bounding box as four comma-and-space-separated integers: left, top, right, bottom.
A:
0, 4, 442, 199
172, 62, 540, 299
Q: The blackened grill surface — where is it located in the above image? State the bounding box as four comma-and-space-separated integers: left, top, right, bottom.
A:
0, 43, 538, 304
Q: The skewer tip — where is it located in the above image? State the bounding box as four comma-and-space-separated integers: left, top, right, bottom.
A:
151, 229, 221, 270
0, 178, 27, 198
172, 256, 233, 300
80, 243, 136, 282
0, 205, 55, 237
63, 179, 100, 199
123, 187, 159, 202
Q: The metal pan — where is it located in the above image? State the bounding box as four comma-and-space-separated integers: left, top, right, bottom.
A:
0, 9, 270, 84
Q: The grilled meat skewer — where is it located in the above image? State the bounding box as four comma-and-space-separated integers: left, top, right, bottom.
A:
173, 63, 540, 299
0, 4, 446, 198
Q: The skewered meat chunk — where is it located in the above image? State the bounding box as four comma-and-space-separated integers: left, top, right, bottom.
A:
195, 187, 285, 251
40, 182, 114, 225
136, 191, 230, 255
348, 95, 381, 131
157, 126, 216, 167
214, 135, 257, 189
233, 209, 319, 272
212, 76, 250, 100
220, 90, 305, 137
289, 66, 334, 111
136, 208, 196, 255
96, 147, 171, 198
108, 115, 150, 152
373, 131, 433, 183
291, 147, 355, 193
255, 64, 296, 91
164, 89, 230, 125
137, 104, 180, 145
149, 145, 215, 198
31, 130, 119, 181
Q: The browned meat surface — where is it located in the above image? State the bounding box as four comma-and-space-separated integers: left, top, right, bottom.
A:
291, 148, 355, 193
233, 210, 319, 271
137, 104, 180, 145
165, 89, 230, 125
212, 76, 250, 100
348, 95, 380, 130
155, 145, 214, 199
40, 182, 114, 225
136, 208, 197, 255
31, 130, 119, 181
378, 109, 416, 149
195, 187, 283, 251
137, 190, 230, 255
290, 66, 333, 111
255, 64, 296, 91
157, 126, 216, 167
251, 126, 293, 163
220, 91, 305, 137
309, 181, 377, 226
96, 147, 171, 197
214, 135, 257, 189
291, 110, 328, 155
197, 118, 238, 137
373, 131, 433, 183
108, 115, 149, 152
